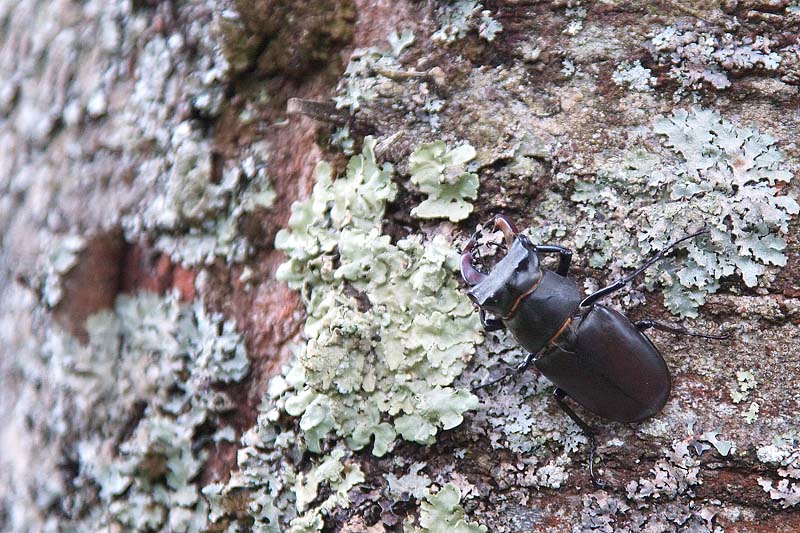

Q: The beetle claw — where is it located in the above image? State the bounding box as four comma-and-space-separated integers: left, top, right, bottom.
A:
492, 215, 517, 249
461, 231, 487, 286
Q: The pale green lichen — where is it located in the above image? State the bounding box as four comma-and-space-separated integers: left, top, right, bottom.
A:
203, 399, 301, 531
462, 333, 589, 467
577, 491, 630, 532
275, 137, 482, 456
611, 61, 655, 92
386, 462, 432, 499
730, 369, 757, 404
563, 6, 586, 36
124, 132, 276, 267
470, 354, 586, 456
530, 455, 570, 489
698, 432, 733, 457
742, 401, 760, 425
334, 28, 414, 113
432, 1, 501, 44
757, 433, 800, 508
388, 29, 415, 56
626, 441, 701, 504
115, 5, 244, 268
478, 10, 503, 42
30, 291, 249, 531
409, 141, 479, 222
291, 447, 365, 531
569, 107, 798, 317
204, 377, 372, 531
685, 423, 734, 457
648, 26, 784, 91
330, 124, 355, 155
405, 483, 487, 533
335, 47, 396, 112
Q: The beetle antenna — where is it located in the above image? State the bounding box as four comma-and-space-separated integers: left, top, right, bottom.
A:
580, 230, 709, 308
634, 319, 732, 340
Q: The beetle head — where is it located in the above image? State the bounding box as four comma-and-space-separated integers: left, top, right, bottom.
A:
462, 216, 542, 318
466, 235, 541, 317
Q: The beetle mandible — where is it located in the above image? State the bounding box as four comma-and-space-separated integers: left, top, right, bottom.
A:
461, 214, 726, 486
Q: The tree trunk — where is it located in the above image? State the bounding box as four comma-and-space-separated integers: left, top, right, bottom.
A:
1, 1, 799, 532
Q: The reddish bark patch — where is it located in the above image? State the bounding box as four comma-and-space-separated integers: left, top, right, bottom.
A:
119, 241, 196, 301
200, 440, 239, 486
696, 467, 773, 507
351, 0, 430, 49
53, 228, 125, 342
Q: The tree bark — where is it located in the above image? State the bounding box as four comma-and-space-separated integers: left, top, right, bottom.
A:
1, 1, 799, 532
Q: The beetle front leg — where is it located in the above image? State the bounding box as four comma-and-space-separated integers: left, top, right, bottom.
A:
516, 350, 537, 372
536, 245, 573, 277
473, 350, 538, 391
480, 309, 506, 332
553, 388, 605, 488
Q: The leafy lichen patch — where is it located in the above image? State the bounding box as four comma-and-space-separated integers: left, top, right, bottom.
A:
405, 482, 487, 533
386, 462, 432, 500
409, 141, 480, 222
647, 25, 787, 92
334, 29, 417, 114
38, 234, 86, 308
123, 125, 276, 267
624, 440, 703, 510
731, 369, 757, 404
203, 395, 301, 531
291, 447, 365, 530
563, 107, 798, 316
757, 433, 800, 508
205, 380, 373, 532
432, 1, 502, 44
611, 61, 655, 92
275, 137, 482, 455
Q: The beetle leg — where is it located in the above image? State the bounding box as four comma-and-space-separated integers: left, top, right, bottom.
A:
472, 370, 515, 391
516, 350, 537, 373
480, 309, 506, 332
473, 350, 539, 391
553, 388, 606, 488
634, 319, 731, 340
536, 244, 573, 276
579, 230, 708, 308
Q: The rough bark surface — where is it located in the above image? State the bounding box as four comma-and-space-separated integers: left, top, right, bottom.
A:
1, 1, 799, 532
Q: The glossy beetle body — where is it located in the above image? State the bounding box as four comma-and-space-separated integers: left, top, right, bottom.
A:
461, 216, 724, 485
464, 228, 670, 422
533, 305, 670, 422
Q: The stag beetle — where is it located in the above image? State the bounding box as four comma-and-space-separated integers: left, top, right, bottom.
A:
461, 215, 726, 486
